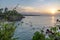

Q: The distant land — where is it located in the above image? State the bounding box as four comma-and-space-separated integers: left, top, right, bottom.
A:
23, 14, 40, 16
21, 12, 60, 16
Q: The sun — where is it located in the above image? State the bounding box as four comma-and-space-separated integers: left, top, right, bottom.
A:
49, 8, 57, 15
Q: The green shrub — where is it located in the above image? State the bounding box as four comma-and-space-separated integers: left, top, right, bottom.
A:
0, 22, 17, 40
32, 26, 60, 40
32, 31, 45, 40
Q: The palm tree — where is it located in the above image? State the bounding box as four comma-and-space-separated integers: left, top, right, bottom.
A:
4, 7, 8, 12
0, 8, 3, 13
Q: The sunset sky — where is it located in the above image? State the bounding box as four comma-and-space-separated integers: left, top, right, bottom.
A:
0, 0, 60, 15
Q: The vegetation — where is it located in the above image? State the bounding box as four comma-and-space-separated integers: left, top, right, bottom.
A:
0, 22, 17, 40
32, 25, 60, 40
0, 8, 24, 21
0, 7, 24, 40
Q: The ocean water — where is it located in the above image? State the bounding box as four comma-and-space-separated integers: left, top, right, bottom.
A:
14, 16, 60, 40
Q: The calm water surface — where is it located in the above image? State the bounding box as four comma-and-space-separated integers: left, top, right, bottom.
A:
14, 16, 60, 40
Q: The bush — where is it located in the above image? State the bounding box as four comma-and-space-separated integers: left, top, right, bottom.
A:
32, 31, 45, 40
0, 22, 17, 40
32, 26, 60, 40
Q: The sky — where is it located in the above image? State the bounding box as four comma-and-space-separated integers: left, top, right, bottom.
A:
0, 0, 60, 15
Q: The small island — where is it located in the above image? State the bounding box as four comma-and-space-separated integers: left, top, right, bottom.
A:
0, 8, 25, 21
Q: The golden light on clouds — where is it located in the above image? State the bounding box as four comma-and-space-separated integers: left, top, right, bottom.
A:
17, 6, 59, 15
48, 8, 58, 15
17, 6, 42, 13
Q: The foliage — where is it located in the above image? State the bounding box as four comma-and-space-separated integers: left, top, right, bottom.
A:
0, 22, 17, 40
32, 26, 60, 40
32, 31, 45, 40
0, 8, 24, 21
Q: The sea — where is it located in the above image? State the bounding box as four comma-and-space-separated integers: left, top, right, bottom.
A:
14, 16, 60, 40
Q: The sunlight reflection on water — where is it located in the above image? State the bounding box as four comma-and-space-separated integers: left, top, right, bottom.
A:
51, 16, 55, 26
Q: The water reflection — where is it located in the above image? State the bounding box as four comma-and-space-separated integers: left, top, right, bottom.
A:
51, 16, 55, 26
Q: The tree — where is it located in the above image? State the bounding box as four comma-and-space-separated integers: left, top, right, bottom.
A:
58, 10, 60, 11
0, 8, 3, 13
0, 7, 24, 21
4, 7, 8, 12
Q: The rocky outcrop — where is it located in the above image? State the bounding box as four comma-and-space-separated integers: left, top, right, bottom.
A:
0, 10, 25, 21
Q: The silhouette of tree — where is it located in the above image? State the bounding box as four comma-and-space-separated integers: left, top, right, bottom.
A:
0, 7, 24, 21
58, 10, 60, 11
4, 7, 8, 12
0, 8, 3, 13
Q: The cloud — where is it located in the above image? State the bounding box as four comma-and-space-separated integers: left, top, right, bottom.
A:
16, 6, 46, 13
8, 4, 59, 14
